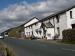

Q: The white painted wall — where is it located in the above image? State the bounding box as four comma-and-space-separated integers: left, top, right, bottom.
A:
46, 28, 54, 39
32, 22, 43, 38
53, 13, 69, 39
58, 13, 67, 39
24, 20, 43, 39
42, 13, 67, 40
24, 26, 32, 37
24, 7, 75, 40
24, 18, 39, 38
43, 19, 55, 40
54, 7, 75, 39
66, 8, 75, 28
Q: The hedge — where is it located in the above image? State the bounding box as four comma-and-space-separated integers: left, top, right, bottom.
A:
62, 29, 75, 42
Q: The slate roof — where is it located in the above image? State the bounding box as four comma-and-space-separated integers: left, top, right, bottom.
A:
40, 5, 75, 22
44, 22, 54, 28
2, 5, 75, 33
15, 5, 75, 28
24, 17, 39, 25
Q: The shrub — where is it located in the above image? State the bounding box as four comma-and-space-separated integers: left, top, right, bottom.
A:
62, 29, 75, 42
6, 47, 15, 56
0, 42, 15, 56
53, 34, 59, 40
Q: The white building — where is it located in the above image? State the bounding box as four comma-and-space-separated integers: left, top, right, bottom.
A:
24, 17, 54, 39
24, 17, 44, 39
41, 5, 75, 40
24, 5, 75, 40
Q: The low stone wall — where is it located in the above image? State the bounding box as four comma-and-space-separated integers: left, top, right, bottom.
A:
0, 42, 15, 56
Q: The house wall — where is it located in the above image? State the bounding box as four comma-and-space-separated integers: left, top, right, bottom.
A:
46, 28, 54, 39
24, 18, 44, 39
57, 13, 67, 39
54, 7, 75, 39
43, 19, 55, 40
24, 26, 32, 37
52, 13, 69, 39
32, 22, 43, 38
44, 13, 68, 40
41, 8, 75, 40
66, 8, 75, 28
24, 18, 39, 38
42, 14, 67, 40
24, 7, 75, 40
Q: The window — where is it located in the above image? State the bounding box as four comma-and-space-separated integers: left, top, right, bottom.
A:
29, 32, 30, 36
47, 34, 51, 37
36, 29, 38, 34
39, 30, 42, 35
26, 32, 28, 35
72, 24, 75, 29
70, 11, 73, 18
31, 25, 32, 28
56, 15, 59, 23
5, 32, 8, 35
35, 23, 37, 26
57, 27, 60, 35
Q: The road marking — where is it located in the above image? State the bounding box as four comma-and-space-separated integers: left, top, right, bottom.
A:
62, 48, 75, 52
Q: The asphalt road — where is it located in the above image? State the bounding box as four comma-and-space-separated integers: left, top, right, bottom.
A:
1, 37, 75, 56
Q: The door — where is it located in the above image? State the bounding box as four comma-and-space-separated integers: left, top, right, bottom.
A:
72, 24, 75, 29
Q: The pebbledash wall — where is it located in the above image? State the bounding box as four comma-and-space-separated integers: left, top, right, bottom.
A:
42, 7, 75, 40
24, 17, 39, 38
42, 19, 54, 39
24, 17, 55, 39
24, 6, 75, 40
24, 17, 44, 39
54, 7, 75, 39
32, 22, 44, 38
46, 6, 75, 40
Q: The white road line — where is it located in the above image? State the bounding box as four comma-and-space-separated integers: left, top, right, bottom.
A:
62, 48, 75, 52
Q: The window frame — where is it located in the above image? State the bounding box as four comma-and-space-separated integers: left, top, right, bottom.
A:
56, 15, 59, 23
57, 27, 60, 35
70, 11, 73, 19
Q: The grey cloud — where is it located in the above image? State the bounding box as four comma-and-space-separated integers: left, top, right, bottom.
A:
0, 0, 75, 33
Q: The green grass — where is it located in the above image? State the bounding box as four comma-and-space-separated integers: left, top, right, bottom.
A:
60, 41, 75, 44
38, 39, 75, 45
0, 42, 7, 56
6, 47, 15, 56
0, 42, 15, 56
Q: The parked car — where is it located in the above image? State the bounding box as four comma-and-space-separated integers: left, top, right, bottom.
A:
0, 35, 4, 39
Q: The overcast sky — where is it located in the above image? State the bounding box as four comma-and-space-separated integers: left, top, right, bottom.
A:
0, 0, 75, 33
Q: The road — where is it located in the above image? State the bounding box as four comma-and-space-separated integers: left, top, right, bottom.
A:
1, 37, 75, 56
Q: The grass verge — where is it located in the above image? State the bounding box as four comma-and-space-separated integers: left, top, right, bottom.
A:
59, 40, 75, 44
38, 39, 75, 45
0, 41, 15, 56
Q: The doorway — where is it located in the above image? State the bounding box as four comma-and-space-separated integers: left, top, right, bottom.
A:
72, 24, 75, 29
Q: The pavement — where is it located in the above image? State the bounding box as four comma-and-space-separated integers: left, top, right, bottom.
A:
1, 37, 75, 56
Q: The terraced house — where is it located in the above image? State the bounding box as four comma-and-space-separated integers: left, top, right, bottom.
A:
24, 17, 41, 39
24, 5, 75, 40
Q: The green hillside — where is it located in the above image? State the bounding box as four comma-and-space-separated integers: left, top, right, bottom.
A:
8, 24, 24, 38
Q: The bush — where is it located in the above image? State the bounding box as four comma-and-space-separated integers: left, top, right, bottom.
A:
62, 29, 75, 42
6, 47, 15, 56
0, 42, 15, 56
53, 34, 59, 40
